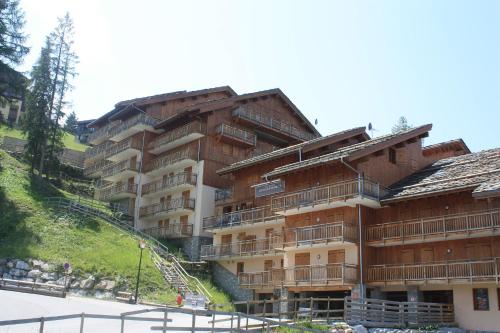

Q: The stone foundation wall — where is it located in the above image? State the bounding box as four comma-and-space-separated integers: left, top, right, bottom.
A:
211, 261, 253, 302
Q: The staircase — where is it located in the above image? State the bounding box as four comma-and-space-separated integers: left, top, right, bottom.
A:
45, 197, 212, 302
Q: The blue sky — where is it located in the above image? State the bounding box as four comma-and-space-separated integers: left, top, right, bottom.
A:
19, 0, 500, 151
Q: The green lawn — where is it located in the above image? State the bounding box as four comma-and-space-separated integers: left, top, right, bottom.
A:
0, 149, 231, 306
0, 123, 88, 152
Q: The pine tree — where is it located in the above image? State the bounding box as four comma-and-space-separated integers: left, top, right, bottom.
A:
39, 13, 78, 178
64, 110, 78, 134
391, 116, 412, 134
21, 38, 52, 174
0, 0, 29, 98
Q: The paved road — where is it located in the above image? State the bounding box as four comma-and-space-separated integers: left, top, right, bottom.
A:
0, 290, 259, 333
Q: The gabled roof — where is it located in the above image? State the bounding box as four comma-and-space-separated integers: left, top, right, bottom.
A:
217, 127, 368, 175
262, 124, 432, 179
383, 148, 500, 202
88, 86, 236, 128
422, 138, 470, 156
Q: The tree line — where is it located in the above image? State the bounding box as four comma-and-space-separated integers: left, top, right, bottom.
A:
1, 0, 78, 178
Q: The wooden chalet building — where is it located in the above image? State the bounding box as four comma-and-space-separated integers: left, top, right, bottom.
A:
202, 124, 500, 331
83, 86, 319, 260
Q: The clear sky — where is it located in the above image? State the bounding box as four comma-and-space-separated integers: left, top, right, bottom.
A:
18, 0, 500, 152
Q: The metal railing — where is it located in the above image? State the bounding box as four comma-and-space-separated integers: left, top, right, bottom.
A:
367, 257, 500, 283
0, 278, 66, 297
83, 159, 113, 177
232, 107, 317, 141
0, 306, 327, 333
366, 209, 500, 244
143, 224, 193, 238
85, 141, 113, 160
345, 297, 454, 328
98, 183, 137, 201
202, 205, 282, 230
144, 147, 198, 173
104, 137, 142, 159
139, 198, 196, 217
148, 120, 206, 151
200, 236, 281, 260
215, 123, 256, 146
278, 222, 358, 247
142, 172, 197, 196
271, 178, 384, 212
102, 160, 139, 178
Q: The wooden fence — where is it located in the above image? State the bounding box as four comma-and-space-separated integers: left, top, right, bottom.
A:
344, 297, 454, 328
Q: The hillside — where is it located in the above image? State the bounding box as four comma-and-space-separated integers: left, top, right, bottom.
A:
0, 123, 88, 152
0, 149, 230, 305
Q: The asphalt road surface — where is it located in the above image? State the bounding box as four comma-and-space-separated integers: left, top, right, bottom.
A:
0, 290, 258, 333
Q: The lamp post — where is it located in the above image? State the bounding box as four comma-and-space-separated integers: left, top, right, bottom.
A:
133, 239, 147, 304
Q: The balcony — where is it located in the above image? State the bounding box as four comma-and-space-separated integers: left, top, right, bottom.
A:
232, 107, 317, 142
101, 160, 138, 181
142, 172, 197, 198
202, 206, 284, 232
200, 237, 282, 260
368, 258, 500, 285
144, 147, 198, 177
366, 209, 500, 247
98, 183, 137, 201
278, 222, 358, 250
271, 178, 384, 215
142, 224, 193, 239
148, 121, 207, 155
87, 113, 159, 145
239, 263, 358, 289
104, 137, 142, 162
83, 159, 113, 178
85, 141, 113, 161
139, 198, 195, 219
215, 123, 256, 147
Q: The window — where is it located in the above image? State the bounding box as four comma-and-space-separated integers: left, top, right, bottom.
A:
388, 148, 397, 164
236, 262, 244, 275
473, 288, 489, 311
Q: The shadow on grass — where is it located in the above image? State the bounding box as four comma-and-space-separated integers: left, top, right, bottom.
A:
0, 186, 37, 259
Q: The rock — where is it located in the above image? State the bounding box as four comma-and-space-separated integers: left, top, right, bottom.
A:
0, 258, 7, 266
55, 277, 70, 287
80, 276, 95, 289
95, 279, 116, 291
353, 326, 368, 333
27, 269, 42, 279
438, 329, 466, 333
31, 260, 45, 269
70, 280, 81, 289
40, 263, 50, 271
2, 273, 12, 279
9, 268, 27, 277
94, 291, 113, 299
345, 329, 353, 333
22, 277, 34, 282
15, 260, 30, 271
6, 261, 14, 269
369, 329, 402, 333
40, 272, 58, 281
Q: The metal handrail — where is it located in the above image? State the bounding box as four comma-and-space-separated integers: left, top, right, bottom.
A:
148, 120, 206, 151
98, 183, 137, 201
215, 123, 256, 145
142, 172, 197, 196
144, 147, 198, 173
202, 205, 281, 230
200, 236, 281, 260
139, 198, 195, 217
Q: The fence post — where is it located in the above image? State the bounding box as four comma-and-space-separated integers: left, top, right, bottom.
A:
326, 296, 330, 322
237, 313, 241, 332
246, 301, 250, 330
120, 315, 125, 333
211, 313, 215, 333
163, 306, 168, 333
310, 297, 313, 321
39, 317, 44, 333
230, 314, 234, 331
191, 310, 196, 333
79, 313, 85, 333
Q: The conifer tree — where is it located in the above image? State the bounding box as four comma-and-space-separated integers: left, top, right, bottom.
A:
391, 116, 412, 134
64, 110, 78, 134
21, 38, 52, 174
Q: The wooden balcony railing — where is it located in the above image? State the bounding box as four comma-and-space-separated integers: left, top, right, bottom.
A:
98, 183, 137, 201
200, 236, 281, 260
239, 263, 357, 288
104, 137, 142, 159
139, 198, 195, 217
101, 159, 139, 178
88, 113, 158, 143
142, 172, 197, 196
278, 222, 358, 248
368, 258, 500, 284
202, 206, 282, 230
232, 107, 316, 142
215, 123, 256, 146
83, 159, 113, 177
283, 263, 358, 286
271, 178, 385, 213
148, 121, 206, 152
142, 224, 193, 239
85, 141, 113, 159
144, 147, 198, 173
215, 187, 232, 202
366, 209, 500, 245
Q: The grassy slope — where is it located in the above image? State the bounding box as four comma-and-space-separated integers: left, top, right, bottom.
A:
0, 123, 88, 152
0, 149, 231, 306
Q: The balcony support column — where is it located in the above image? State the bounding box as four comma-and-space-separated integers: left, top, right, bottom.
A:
273, 287, 292, 320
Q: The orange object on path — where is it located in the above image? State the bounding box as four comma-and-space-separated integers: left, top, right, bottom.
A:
176, 293, 183, 306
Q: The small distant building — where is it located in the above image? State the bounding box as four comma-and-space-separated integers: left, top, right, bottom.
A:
0, 66, 25, 125
76, 119, 95, 143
